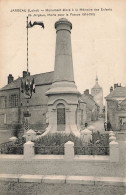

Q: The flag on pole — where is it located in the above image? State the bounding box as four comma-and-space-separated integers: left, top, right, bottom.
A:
27, 21, 44, 29
20, 78, 35, 99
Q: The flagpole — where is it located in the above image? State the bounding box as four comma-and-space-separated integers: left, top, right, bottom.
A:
22, 17, 44, 133
27, 16, 29, 74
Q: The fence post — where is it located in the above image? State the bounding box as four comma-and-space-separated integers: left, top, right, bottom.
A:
124, 141, 126, 162
24, 141, 34, 160
26, 129, 36, 142
109, 132, 115, 137
9, 136, 18, 142
109, 135, 116, 142
109, 140, 119, 162
64, 141, 74, 160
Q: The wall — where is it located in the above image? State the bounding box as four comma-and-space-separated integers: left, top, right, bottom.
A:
0, 84, 52, 131
0, 140, 125, 178
81, 94, 99, 122
0, 88, 20, 129
107, 100, 126, 131
79, 102, 87, 127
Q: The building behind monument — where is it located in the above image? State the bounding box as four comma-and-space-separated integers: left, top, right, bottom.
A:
0, 18, 100, 136
105, 83, 126, 131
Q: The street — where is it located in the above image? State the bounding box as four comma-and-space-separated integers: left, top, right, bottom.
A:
0, 182, 125, 195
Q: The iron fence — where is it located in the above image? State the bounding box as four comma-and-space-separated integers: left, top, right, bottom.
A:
0, 141, 23, 154
74, 146, 109, 155
0, 142, 109, 155
34, 145, 64, 155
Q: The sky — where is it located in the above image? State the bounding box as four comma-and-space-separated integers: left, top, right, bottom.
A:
0, 0, 126, 103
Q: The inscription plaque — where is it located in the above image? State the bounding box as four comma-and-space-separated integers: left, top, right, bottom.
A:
57, 108, 65, 131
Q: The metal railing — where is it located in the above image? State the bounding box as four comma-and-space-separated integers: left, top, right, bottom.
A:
34, 145, 64, 155
0, 141, 23, 154
0, 142, 109, 156
74, 146, 109, 155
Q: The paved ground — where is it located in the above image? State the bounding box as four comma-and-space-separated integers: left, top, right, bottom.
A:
88, 118, 106, 133
0, 118, 125, 195
0, 182, 125, 195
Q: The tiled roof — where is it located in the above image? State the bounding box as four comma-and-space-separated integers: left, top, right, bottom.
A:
105, 87, 126, 99
81, 94, 99, 110
0, 71, 54, 91
120, 98, 126, 106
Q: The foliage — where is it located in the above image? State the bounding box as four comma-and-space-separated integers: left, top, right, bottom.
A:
0, 137, 26, 154
34, 132, 109, 155
0, 132, 109, 155
34, 133, 82, 147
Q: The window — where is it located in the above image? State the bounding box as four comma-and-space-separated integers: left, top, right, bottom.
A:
9, 94, 18, 107
81, 109, 83, 125
0, 114, 4, 124
0, 96, 7, 108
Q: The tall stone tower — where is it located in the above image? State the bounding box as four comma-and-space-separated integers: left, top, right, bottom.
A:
91, 75, 103, 115
44, 18, 80, 137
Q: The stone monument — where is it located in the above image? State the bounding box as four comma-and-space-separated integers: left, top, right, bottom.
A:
44, 18, 80, 137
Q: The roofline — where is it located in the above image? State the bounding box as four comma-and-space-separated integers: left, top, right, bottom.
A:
105, 96, 126, 100
30, 71, 54, 78
0, 83, 52, 91
81, 94, 99, 107
0, 71, 54, 91
105, 86, 126, 99
105, 98, 118, 102
36, 82, 52, 87
0, 87, 20, 92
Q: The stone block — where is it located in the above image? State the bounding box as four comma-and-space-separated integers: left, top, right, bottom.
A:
19, 175, 43, 183
95, 177, 125, 186
24, 141, 34, 160
42, 175, 66, 184
109, 136, 116, 142
66, 176, 95, 185
109, 132, 115, 137
109, 141, 119, 162
64, 141, 74, 160
0, 174, 19, 182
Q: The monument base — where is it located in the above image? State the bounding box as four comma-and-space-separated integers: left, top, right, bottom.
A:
42, 124, 80, 137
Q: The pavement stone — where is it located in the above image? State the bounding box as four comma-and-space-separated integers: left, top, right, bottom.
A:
19, 175, 44, 183
66, 176, 95, 185
42, 175, 66, 184
0, 174, 19, 182
95, 176, 126, 187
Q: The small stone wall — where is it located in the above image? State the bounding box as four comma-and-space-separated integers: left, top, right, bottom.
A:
0, 131, 125, 178
0, 140, 125, 178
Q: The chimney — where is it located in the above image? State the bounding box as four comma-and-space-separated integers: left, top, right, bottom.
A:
110, 86, 113, 92
114, 83, 118, 89
23, 71, 30, 78
8, 74, 14, 84
84, 89, 89, 95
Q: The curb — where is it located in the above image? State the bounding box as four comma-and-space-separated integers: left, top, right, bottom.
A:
0, 174, 125, 187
